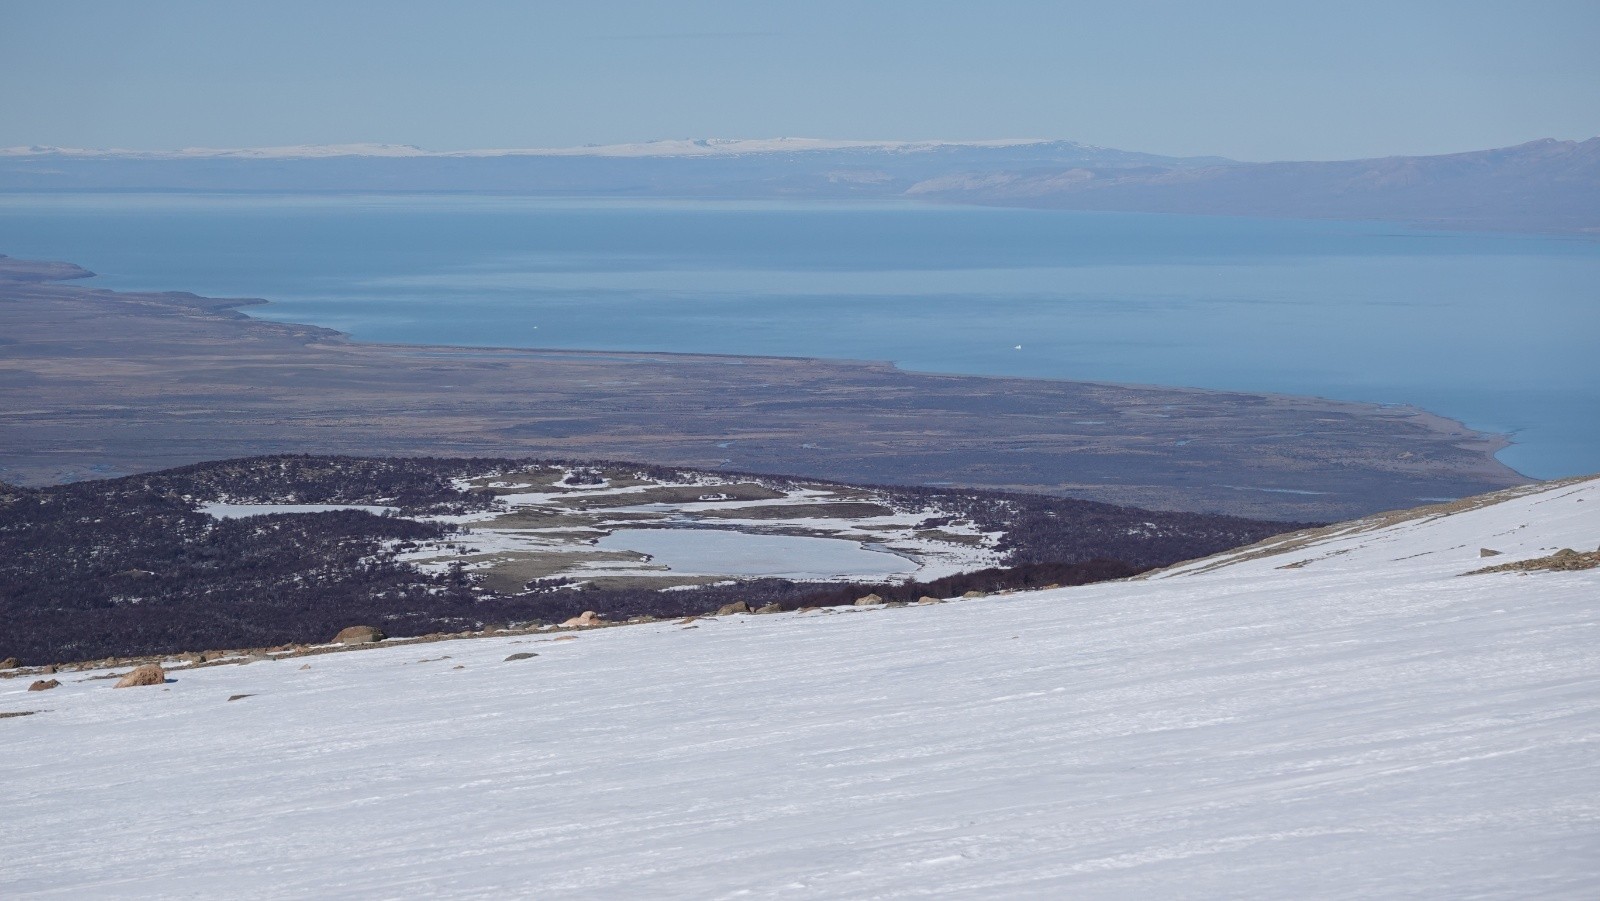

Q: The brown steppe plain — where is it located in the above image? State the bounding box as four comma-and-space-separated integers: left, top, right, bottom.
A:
0, 254, 1525, 521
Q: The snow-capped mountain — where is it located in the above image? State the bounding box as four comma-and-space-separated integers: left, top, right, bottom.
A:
0, 137, 1229, 200
5, 136, 1592, 231
0, 137, 1176, 160
3, 476, 1596, 898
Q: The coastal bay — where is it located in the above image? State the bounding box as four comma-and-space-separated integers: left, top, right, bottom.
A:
0, 255, 1525, 521
2, 195, 1594, 480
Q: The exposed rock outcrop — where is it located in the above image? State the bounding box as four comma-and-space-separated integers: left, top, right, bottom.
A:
114, 664, 166, 688
332, 625, 386, 645
1470, 547, 1600, 574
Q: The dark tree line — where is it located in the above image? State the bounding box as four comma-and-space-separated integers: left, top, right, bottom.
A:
0, 455, 1305, 664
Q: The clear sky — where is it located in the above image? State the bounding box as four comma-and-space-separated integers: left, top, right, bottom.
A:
2, 0, 1596, 161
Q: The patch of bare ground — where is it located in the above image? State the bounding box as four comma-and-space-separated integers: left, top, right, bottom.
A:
465, 467, 665, 493
465, 549, 660, 591
562, 483, 788, 509
580, 471, 663, 491
459, 469, 569, 491
913, 529, 987, 546
693, 502, 897, 520
1467, 547, 1600, 575
579, 574, 731, 591
474, 511, 661, 530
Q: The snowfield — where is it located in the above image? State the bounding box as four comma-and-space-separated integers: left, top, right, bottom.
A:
3, 478, 1597, 898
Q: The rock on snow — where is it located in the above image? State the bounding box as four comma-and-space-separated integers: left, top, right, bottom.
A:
2, 478, 1597, 898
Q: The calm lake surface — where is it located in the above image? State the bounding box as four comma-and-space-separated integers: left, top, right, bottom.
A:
1, 194, 1595, 478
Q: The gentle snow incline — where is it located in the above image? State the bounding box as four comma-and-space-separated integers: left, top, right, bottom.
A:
3, 479, 1598, 898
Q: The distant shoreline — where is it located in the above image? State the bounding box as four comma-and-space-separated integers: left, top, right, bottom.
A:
257, 309, 1528, 480
3, 133, 1594, 234
3, 187, 1596, 237
0, 253, 1529, 521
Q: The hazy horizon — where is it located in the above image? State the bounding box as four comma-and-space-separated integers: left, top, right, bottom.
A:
4, 133, 1595, 163
3, 1, 1597, 163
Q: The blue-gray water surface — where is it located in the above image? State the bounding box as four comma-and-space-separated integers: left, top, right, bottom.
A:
1, 194, 1595, 478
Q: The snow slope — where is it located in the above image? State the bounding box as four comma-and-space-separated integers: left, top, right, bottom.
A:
3, 478, 1597, 898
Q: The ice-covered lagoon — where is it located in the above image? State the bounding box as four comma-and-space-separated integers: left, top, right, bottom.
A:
192, 470, 979, 587
3, 193, 1596, 477
199, 504, 917, 580
596, 528, 916, 580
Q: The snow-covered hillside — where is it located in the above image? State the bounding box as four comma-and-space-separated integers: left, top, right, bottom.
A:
3, 478, 1597, 898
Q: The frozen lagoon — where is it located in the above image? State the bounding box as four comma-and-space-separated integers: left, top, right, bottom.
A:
595, 527, 917, 580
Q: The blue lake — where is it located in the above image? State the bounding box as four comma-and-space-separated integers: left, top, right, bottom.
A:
1, 194, 1595, 478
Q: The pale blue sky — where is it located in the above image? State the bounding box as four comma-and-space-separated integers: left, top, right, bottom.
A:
2, 0, 1596, 160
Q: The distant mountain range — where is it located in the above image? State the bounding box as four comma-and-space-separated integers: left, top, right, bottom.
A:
0, 137, 1231, 163
908, 137, 1600, 234
3, 136, 1595, 232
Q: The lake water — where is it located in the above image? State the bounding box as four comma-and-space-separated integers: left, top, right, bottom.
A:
1, 194, 1595, 478
596, 528, 916, 580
